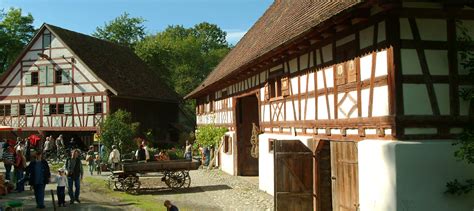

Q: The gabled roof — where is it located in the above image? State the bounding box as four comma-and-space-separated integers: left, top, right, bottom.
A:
46, 24, 180, 103
186, 0, 362, 99
1, 23, 180, 103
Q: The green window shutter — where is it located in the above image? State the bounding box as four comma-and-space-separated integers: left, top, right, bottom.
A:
62, 69, 71, 84
11, 104, 18, 116
24, 72, 32, 86
25, 104, 34, 116
46, 66, 54, 86
43, 104, 50, 116
39, 66, 47, 86
87, 103, 95, 114
64, 104, 72, 114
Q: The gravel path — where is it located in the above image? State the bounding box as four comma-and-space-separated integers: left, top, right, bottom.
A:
137, 168, 274, 211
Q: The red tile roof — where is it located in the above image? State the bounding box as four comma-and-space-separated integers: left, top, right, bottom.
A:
186, 0, 362, 99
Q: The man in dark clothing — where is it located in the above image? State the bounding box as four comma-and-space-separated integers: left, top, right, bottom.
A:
164, 200, 179, 211
25, 151, 51, 209
65, 149, 83, 204
135, 145, 146, 162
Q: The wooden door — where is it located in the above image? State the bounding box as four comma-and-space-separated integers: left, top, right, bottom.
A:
274, 139, 313, 211
331, 141, 359, 211
236, 95, 259, 176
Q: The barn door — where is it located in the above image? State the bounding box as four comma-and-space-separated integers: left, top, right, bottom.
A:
274, 139, 313, 211
331, 141, 359, 211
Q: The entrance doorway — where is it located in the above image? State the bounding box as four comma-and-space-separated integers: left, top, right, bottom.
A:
314, 140, 333, 211
236, 94, 259, 176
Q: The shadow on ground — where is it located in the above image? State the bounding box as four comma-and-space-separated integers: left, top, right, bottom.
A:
135, 184, 232, 195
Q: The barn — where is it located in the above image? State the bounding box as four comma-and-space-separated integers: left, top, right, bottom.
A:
186, 0, 474, 210
0, 23, 180, 146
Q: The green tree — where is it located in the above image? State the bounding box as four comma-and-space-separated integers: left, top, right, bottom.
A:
0, 8, 35, 74
99, 109, 140, 157
92, 12, 145, 49
135, 23, 230, 97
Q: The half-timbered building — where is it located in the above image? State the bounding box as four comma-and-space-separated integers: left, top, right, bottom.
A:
0, 24, 180, 145
186, 0, 474, 210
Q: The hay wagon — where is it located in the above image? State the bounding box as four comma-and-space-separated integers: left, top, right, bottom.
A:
108, 159, 200, 193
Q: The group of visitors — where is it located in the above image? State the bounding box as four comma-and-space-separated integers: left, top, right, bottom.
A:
0, 134, 85, 209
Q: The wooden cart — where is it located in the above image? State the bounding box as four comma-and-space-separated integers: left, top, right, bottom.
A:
108, 159, 200, 193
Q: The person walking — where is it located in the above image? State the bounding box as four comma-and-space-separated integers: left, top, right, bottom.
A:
184, 141, 192, 160
56, 168, 67, 207
86, 146, 95, 175
2, 140, 16, 181
14, 148, 26, 192
108, 145, 120, 170
43, 137, 52, 158
65, 149, 83, 204
25, 151, 51, 209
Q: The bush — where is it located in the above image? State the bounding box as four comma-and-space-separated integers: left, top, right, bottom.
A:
99, 109, 140, 159
195, 125, 227, 147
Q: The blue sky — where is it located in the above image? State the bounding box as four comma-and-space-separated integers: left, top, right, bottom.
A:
0, 0, 273, 45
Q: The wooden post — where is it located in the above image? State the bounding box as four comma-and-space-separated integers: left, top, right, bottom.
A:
50, 189, 56, 211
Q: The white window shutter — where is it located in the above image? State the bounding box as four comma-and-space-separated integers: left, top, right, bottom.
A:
39, 66, 47, 86
64, 104, 72, 114
87, 103, 95, 114
62, 69, 71, 84
10, 104, 18, 116
25, 104, 34, 116
43, 104, 50, 116
24, 72, 32, 86
46, 66, 54, 86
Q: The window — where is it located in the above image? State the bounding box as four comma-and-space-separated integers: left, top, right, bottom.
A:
269, 139, 275, 153
42, 34, 51, 49
50, 104, 58, 114
94, 103, 103, 114
55, 70, 62, 84
19, 104, 25, 116
58, 104, 65, 114
265, 69, 289, 101
31, 72, 39, 85
223, 135, 232, 154
0, 105, 11, 116
269, 76, 282, 98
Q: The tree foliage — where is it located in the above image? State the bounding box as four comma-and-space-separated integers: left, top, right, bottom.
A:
195, 125, 227, 147
99, 109, 140, 156
0, 8, 35, 74
92, 12, 146, 49
135, 22, 231, 97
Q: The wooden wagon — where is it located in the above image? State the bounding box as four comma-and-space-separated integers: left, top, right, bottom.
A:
108, 159, 200, 193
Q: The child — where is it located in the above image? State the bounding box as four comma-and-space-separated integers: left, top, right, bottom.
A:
56, 168, 67, 207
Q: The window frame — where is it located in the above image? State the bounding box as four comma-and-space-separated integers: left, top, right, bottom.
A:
42, 33, 52, 49
31, 72, 39, 86
19, 104, 26, 116
94, 103, 103, 114
55, 69, 63, 84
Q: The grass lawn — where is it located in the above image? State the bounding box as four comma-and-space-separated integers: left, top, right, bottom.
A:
83, 177, 167, 211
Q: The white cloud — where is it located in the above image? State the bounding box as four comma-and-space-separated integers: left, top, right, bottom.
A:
225, 30, 247, 45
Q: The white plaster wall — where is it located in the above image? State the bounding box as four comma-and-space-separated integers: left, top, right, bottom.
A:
258, 133, 313, 196
359, 140, 474, 211
220, 131, 236, 175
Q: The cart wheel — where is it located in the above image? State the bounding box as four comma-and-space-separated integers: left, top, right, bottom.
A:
115, 178, 125, 191
183, 171, 191, 188
124, 175, 140, 193
164, 171, 186, 189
